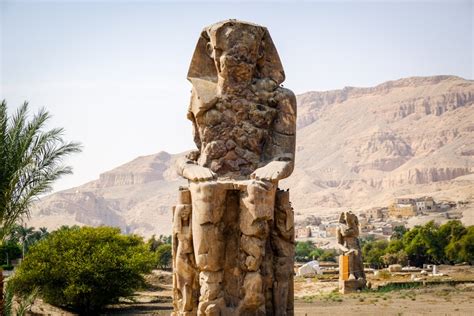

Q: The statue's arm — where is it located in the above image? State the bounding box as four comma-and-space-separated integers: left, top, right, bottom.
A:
336, 227, 350, 253
251, 87, 296, 181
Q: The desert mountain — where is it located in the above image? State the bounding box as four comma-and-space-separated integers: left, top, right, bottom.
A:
29, 75, 474, 236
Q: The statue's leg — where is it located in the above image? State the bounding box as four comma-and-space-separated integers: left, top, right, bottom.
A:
348, 253, 356, 280
189, 181, 227, 315
272, 189, 295, 316
238, 180, 276, 315
355, 250, 366, 280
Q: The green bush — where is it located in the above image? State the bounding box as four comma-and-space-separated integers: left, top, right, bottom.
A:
295, 241, 315, 261
362, 239, 388, 268
10, 226, 155, 314
0, 241, 22, 265
361, 221, 473, 267
295, 241, 336, 262
155, 243, 172, 269
1, 264, 14, 271
319, 249, 337, 262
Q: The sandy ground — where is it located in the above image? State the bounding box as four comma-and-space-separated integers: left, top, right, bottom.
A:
26, 266, 474, 315
294, 283, 474, 316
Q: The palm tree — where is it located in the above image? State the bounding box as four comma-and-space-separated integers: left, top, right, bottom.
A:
38, 227, 48, 237
12, 225, 35, 259
0, 100, 81, 239
0, 100, 81, 313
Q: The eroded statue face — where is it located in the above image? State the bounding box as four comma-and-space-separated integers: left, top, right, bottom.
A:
208, 23, 264, 85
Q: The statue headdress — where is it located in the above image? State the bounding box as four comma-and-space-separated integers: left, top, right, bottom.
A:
187, 20, 285, 85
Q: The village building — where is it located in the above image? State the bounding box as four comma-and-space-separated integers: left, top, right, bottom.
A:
325, 223, 339, 237
309, 225, 327, 238
365, 207, 385, 220
415, 196, 436, 212
388, 202, 417, 218
388, 196, 438, 219
296, 226, 312, 239
382, 225, 393, 235
395, 198, 415, 205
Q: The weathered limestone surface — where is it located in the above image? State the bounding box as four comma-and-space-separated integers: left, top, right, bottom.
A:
336, 211, 366, 294
172, 20, 296, 315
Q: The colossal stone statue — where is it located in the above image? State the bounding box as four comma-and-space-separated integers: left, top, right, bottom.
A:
172, 20, 296, 315
336, 211, 366, 293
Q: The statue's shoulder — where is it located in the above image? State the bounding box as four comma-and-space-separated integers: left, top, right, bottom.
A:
189, 78, 218, 117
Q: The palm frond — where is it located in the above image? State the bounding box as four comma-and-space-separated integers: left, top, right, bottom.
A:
0, 101, 82, 240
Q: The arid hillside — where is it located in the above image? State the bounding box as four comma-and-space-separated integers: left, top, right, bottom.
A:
29, 75, 474, 235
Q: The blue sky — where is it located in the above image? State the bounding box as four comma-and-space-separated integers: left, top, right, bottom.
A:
1, 0, 473, 191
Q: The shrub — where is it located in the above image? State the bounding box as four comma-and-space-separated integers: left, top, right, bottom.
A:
363, 239, 388, 268
10, 226, 155, 314
1, 264, 14, 271
0, 241, 22, 265
155, 243, 172, 270
319, 249, 337, 262
295, 241, 315, 261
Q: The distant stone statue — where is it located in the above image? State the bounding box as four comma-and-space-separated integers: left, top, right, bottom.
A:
336, 211, 366, 293
171, 20, 296, 315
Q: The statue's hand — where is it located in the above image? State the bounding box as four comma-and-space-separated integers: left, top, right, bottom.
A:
182, 164, 216, 182
176, 156, 216, 182
250, 161, 292, 182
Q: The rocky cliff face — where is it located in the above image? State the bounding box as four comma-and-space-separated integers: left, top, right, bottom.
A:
96, 151, 178, 187
285, 75, 474, 214
29, 76, 474, 236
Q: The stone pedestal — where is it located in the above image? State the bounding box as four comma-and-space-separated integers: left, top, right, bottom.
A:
339, 255, 349, 281
339, 279, 366, 294
338, 254, 366, 294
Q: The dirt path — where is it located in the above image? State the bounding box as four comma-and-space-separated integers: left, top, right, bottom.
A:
27, 268, 474, 315
294, 284, 474, 316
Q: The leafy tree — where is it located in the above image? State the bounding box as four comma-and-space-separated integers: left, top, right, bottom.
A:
10, 226, 155, 314
360, 221, 473, 267
147, 234, 171, 252
159, 234, 172, 244
147, 235, 161, 252
386, 239, 404, 254
155, 243, 172, 270
446, 226, 474, 264
318, 249, 337, 262
295, 241, 316, 261
12, 225, 35, 258
4, 225, 50, 258
362, 239, 388, 268
438, 220, 467, 263
308, 248, 323, 260
0, 101, 80, 313
403, 221, 443, 266
360, 235, 375, 247
0, 101, 81, 239
294, 241, 336, 262
0, 241, 21, 265
391, 225, 408, 240
381, 250, 408, 266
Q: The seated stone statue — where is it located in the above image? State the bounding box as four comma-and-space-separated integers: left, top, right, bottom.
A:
336, 211, 366, 293
172, 20, 296, 316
